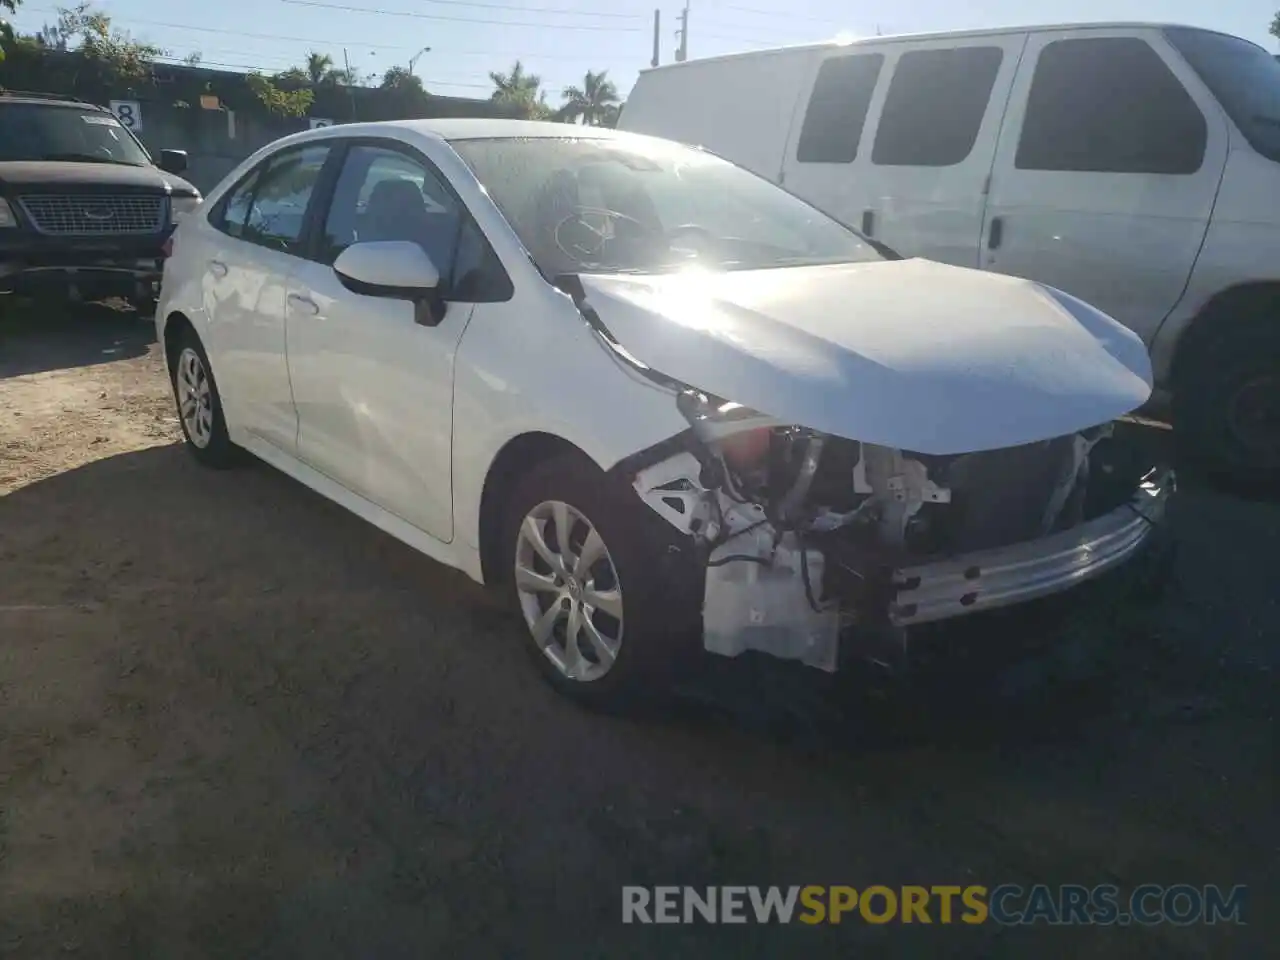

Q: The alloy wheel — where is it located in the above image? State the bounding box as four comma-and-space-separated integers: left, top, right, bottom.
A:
514, 499, 624, 682
177, 347, 214, 449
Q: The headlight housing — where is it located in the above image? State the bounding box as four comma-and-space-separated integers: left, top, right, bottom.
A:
170, 194, 203, 224
0, 198, 17, 228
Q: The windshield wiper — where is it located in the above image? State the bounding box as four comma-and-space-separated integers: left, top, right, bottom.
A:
41, 152, 142, 166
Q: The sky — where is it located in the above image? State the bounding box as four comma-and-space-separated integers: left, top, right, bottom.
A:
9, 0, 1280, 106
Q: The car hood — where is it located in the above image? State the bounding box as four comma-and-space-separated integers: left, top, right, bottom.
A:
579, 258, 1153, 455
0, 161, 198, 196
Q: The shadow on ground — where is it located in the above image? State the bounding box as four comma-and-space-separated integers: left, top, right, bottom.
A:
0, 440, 1274, 958
0, 299, 154, 379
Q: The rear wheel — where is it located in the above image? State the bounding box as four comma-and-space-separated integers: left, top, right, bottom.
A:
170, 329, 239, 469
1175, 322, 1280, 483
502, 453, 699, 707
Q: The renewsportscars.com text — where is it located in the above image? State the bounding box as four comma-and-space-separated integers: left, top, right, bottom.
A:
622, 884, 1248, 926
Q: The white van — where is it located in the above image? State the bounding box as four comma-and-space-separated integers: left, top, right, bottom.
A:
620, 23, 1280, 482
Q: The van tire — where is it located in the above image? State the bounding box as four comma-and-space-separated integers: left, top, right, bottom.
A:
1174, 322, 1280, 484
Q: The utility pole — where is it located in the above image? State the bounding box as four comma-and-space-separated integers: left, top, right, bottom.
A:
651, 9, 660, 68
675, 2, 689, 63
342, 47, 358, 120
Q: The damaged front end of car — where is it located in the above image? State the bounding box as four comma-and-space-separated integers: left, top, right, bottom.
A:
560, 259, 1174, 674
622, 391, 1173, 674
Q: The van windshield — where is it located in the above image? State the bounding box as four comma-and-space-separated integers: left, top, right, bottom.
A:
1165, 27, 1280, 163
449, 135, 883, 277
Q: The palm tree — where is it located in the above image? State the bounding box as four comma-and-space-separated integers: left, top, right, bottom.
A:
488, 60, 553, 119
597, 102, 623, 129
489, 60, 541, 104
305, 51, 333, 85
560, 70, 620, 127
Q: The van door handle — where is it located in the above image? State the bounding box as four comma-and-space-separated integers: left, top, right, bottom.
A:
208, 259, 228, 278
287, 293, 319, 316
861, 210, 875, 236
987, 216, 1004, 250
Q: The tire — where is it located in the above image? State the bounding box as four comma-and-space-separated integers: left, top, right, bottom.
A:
1174, 322, 1280, 484
500, 452, 701, 708
169, 328, 240, 469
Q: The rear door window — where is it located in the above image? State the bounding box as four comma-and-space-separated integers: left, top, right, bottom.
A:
795, 54, 884, 163
871, 46, 1004, 167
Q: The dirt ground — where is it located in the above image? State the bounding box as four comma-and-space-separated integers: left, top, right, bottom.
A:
0, 305, 1274, 958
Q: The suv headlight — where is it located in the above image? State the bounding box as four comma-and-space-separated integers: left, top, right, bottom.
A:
0, 199, 16, 228
170, 194, 203, 224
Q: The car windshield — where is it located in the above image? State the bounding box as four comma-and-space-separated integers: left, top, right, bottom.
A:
1165, 27, 1280, 163
449, 135, 883, 276
0, 103, 151, 166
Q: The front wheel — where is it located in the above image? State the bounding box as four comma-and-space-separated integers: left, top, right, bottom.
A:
1175, 324, 1280, 484
502, 453, 700, 707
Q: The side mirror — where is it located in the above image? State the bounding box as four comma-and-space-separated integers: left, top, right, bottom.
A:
158, 149, 189, 174
332, 240, 445, 325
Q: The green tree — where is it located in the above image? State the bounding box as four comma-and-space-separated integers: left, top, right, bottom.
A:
305, 50, 334, 84
1271, 11, 1279, 42
276, 66, 310, 84
325, 66, 361, 86
53, 2, 165, 80
488, 59, 553, 118
380, 65, 427, 100
597, 102, 622, 129
1, 0, 19, 63
560, 69, 619, 126
380, 64, 429, 116
246, 71, 314, 117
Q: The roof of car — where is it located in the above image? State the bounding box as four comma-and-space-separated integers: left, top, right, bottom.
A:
0, 90, 104, 108
374, 118, 627, 142
636, 21, 1253, 73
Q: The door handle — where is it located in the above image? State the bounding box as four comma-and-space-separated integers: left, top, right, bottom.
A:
287, 293, 319, 316
208, 259, 228, 278
987, 216, 1004, 251
861, 210, 875, 237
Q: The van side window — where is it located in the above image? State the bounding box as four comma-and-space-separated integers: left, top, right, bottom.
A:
871, 46, 1003, 167
1015, 37, 1206, 174
796, 54, 884, 163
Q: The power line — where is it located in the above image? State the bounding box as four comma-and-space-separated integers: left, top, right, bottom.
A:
714, 2, 847, 24
19, 6, 626, 59
151, 53, 498, 89
277, 0, 645, 31
282, 0, 645, 17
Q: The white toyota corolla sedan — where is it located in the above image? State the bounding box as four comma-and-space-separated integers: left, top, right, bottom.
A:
157, 119, 1172, 706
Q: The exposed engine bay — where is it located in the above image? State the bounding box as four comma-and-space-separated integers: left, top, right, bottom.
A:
630, 390, 1170, 673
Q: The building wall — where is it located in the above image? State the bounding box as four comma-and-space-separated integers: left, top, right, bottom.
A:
131, 103, 308, 193
2, 49, 513, 194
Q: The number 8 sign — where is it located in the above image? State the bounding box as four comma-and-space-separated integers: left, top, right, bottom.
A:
109, 100, 143, 131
